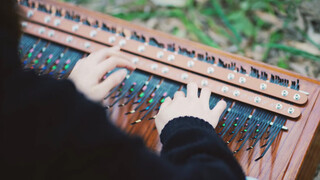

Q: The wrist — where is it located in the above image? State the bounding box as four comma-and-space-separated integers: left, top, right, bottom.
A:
160, 116, 216, 145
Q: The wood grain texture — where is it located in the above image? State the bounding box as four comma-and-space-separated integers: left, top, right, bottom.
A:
22, 0, 320, 179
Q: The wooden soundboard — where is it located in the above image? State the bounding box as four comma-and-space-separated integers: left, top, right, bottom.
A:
18, 0, 320, 179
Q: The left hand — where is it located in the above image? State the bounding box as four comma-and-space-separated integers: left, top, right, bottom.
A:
155, 82, 227, 133
68, 46, 136, 102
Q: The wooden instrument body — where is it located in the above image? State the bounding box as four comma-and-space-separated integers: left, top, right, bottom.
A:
18, 0, 320, 179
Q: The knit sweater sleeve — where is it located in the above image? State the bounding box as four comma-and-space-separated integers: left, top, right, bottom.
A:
1, 71, 245, 180
160, 116, 246, 180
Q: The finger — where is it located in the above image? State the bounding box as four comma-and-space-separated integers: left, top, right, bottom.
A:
87, 46, 121, 63
173, 91, 185, 100
97, 57, 136, 78
187, 82, 198, 99
211, 100, 227, 118
200, 87, 211, 104
98, 69, 128, 98
98, 51, 132, 64
160, 97, 172, 109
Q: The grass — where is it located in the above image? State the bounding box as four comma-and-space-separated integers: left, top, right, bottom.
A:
62, 0, 320, 71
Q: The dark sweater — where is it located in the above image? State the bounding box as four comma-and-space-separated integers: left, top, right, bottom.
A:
0, 70, 245, 180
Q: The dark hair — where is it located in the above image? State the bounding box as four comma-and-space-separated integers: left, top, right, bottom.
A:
0, 0, 22, 77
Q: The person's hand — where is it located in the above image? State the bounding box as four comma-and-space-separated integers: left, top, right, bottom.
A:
155, 82, 227, 133
68, 46, 135, 102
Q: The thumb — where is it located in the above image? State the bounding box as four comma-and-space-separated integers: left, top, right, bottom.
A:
98, 69, 128, 98
210, 100, 227, 128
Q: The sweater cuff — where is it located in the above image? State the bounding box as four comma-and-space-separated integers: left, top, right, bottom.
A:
160, 116, 216, 145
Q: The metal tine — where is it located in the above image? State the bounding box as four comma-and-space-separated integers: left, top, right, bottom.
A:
118, 80, 146, 107
139, 88, 165, 113
51, 49, 84, 78
104, 71, 132, 100
220, 103, 245, 138
234, 110, 263, 152
19, 34, 38, 59
255, 116, 286, 161
39, 48, 68, 75
151, 84, 184, 117
246, 110, 273, 150
226, 104, 253, 143
226, 105, 251, 137
209, 94, 223, 110
105, 74, 139, 109
245, 110, 272, 150
138, 91, 166, 121
264, 115, 281, 140
132, 80, 180, 124
261, 116, 285, 147
247, 113, 274, 150
57, 52, 86, 79
131, 88, 166, 124
106, 82, 133, 109
46, 49, 73, 75
126, 78, 161, 114
219, 99, 233, 119
107, 70, 149, 107
114, 71, 149, 102
104, 74, 131, 100
34, 43, 65, 70
27, 42, 52, 69
22, 39, 47, 68
119, 80, 148, 107
123, 71, 150, 98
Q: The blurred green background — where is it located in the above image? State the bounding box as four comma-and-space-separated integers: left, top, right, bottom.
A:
61, 0, 320, 80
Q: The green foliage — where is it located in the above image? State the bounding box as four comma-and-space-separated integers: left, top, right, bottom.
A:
62, 0, 320, 70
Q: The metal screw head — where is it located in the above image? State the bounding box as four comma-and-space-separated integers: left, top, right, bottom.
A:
48, 30, 55, 37
38, 27, 45, 34
54, 19, 61, 26
233, 90, 240, 96
294, 93, 300, 100
187, 60, 195, 68
90, 30, 97, 37
161, 67, 169, 74
109, 36, 116, 43
181, 73, 188, 80
21, 22, 28, 28
275, 103, 283, 110
254, 96, 261, 103
119, 39, 126, 46
239, 77, 246, 84
138, 45, 145, 52
260, 83, 267, 90
221, 86, 229, 93
66, 36, 73, 43
72, 25, 79, 32
131, 57, 139, 64
201, 79, 208, 86
151, 64, 158, 70
167, 55, 175, 61
84, 42, 91, 49
44, 16, 51, 23
282, 90, 289, 97
288, 107, 295, 114
207, 67, 214, 74
157, 51, 164, 58
27, 10, 33, 18
227, 73, 235, 80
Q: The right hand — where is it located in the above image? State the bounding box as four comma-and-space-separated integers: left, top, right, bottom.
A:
155, 82, 227, 133
68, 46, 135, 103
